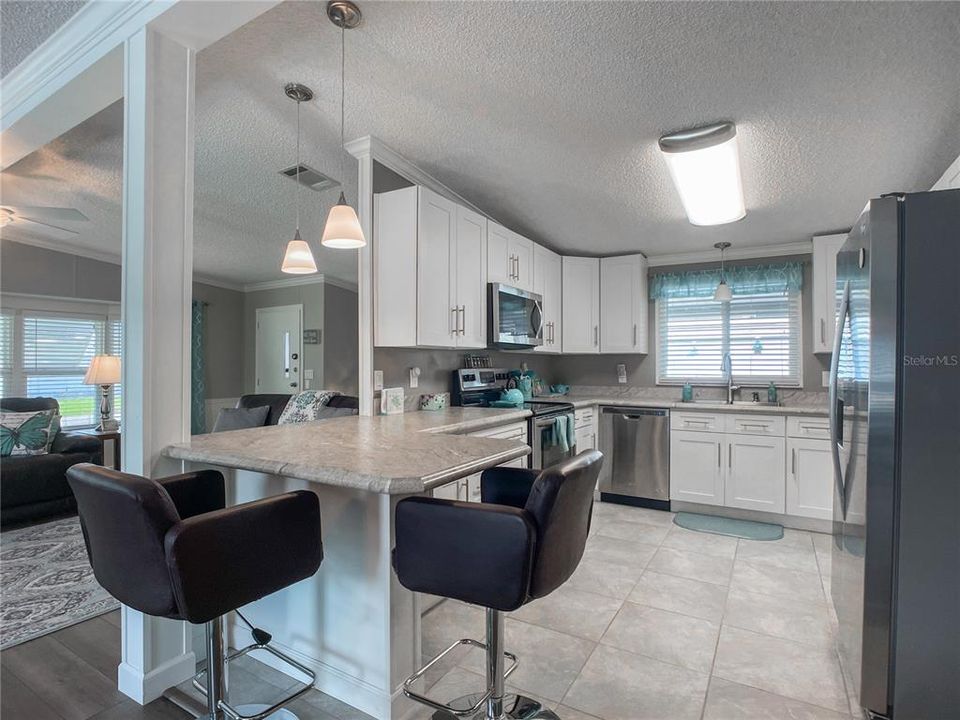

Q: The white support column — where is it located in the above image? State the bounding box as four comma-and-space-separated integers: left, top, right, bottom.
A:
349, 140, 375, 416
118, 25, 197, 705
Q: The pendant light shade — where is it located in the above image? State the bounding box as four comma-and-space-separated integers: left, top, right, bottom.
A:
282, 230, 318, 274
321, 192, 365, 248
713, 242, 732, 302
280, 83, 318, 274
322, 0, 366, 249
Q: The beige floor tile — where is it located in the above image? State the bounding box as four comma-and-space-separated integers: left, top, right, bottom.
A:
553, 705, 603, 720
628, 570, 728, 623
600, 602, 720, 673
645, 547, 734, 586
703, 677, 851, 720
509, 586, 622, 641
736, 539, 820, 573
565, 555, 645, 600
777, 528, 818, 549
582, 533, 658, 569
461, 619, 594, 703
730, 560, 826, 605
661, 526, 739, 558
593, 502, 676, 527
723, 587, 834, 649
593, 519, 670, 545
421, 600, 485, 658
563, 644, 709, 720
713, 626, 849, 713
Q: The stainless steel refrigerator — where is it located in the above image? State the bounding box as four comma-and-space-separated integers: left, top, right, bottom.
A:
829, 189, 959, 719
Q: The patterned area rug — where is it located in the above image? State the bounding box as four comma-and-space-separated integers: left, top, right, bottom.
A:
1, 517, 118, 650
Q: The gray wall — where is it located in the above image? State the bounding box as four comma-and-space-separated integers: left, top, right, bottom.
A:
192, 282, 245, 398
323, 283, 360, 396
552, 256, 830, 390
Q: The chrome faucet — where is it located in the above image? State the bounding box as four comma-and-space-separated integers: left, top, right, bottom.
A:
721, 352, 740, 404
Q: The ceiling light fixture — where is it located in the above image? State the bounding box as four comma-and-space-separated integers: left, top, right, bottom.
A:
321, 0, 366, 250
281, 82, 319, 274
659, 121, 746, 226
713, 242, 732, 302
0, 208, 13, 226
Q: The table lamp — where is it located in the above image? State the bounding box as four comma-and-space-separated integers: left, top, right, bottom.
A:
84, 355, 121, 431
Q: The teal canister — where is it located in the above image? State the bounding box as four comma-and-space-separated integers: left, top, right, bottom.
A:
518, 375, 533, 401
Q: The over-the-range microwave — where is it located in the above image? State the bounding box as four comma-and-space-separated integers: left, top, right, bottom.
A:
488, 282, 543, 348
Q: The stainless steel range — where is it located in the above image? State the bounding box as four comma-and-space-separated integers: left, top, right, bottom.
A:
452, 368, 576, 469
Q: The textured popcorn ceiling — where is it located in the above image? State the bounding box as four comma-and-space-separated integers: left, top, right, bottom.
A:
2, 0, 959, 284
0, 1, 86, 77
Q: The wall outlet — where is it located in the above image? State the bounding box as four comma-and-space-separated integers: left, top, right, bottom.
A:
374, 370, 384, 391
617, 364, 627, 384
822, 370, 830, 387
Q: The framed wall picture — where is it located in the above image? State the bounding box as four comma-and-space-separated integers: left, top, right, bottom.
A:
303, 329, 321, 344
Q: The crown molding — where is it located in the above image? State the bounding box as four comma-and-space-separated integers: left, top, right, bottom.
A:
192, 275, 245, 293
646, 240, 813, 267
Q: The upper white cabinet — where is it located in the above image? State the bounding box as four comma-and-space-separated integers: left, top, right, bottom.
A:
488, 221, 534, 291
374, 186, 486, 349
811, 233, 846, 354
533, 245, 562, 353
561, 257, 600, 353
600, 254, 648, 354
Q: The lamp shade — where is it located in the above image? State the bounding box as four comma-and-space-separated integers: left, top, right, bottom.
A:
321, 195, 366, 249
713, 279, 733, 302
281, 231, 318, 274
84, 355, 121, 385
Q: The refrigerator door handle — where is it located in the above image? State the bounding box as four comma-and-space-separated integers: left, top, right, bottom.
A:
829, 280, 851, 517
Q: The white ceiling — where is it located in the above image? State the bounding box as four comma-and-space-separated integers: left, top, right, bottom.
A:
0, 1, 85, 77
2, 0, 959, 283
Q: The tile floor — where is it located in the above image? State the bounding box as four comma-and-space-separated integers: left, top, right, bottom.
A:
418, 501, 852, 720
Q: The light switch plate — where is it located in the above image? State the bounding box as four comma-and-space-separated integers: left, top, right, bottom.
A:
822, 370, 830, 387
304, 369, 314, 380
374, 370, 384, 391
617, 364, 627, 384
409, 367, 420, 388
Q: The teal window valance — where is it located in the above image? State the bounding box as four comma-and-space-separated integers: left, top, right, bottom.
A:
649, 262, 803, 300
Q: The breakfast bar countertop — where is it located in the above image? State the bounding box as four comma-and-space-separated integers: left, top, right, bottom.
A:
162, 406, 533, 495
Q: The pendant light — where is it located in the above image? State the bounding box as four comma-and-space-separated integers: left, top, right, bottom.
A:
321, 0, 366, 249
713, 242, 733, 302
281, 83, 319, 274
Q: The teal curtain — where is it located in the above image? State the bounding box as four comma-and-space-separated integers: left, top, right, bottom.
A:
191, 301, 206, 434
649, 262, 803, 300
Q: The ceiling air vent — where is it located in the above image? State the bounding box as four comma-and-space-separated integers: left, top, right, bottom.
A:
279, 164, 340, 192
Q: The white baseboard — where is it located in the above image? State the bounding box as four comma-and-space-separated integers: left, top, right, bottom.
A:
117, 652, 196, 705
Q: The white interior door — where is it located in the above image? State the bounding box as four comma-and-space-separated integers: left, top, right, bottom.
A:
255, 304, 303, 394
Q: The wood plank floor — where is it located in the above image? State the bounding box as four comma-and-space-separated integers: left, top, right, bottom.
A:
1, 610, 373, 720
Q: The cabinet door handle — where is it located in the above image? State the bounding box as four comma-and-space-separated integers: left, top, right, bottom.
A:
458, 305, 466, 334
451, 306, 458, 335
728, 443, 732, 468
594, 325, 599, 346
717, 443, 721, 468
791, 447, 796, 476
820, 318, 826, 344
685, 420, 709, 427
633, 323, 637, 347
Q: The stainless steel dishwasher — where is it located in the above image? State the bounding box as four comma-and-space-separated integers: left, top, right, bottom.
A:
598, 407, 670, 509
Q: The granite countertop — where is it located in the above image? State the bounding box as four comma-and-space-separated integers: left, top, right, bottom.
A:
558, 395, 829, 417
163, 407, 532, 495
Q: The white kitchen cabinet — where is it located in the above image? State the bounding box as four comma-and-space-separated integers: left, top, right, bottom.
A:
670, 430, 724, 506
562, 257, 601, 353
786, 437, 834, 519
574, 406, 596, 452
432, 480, 462, 501
600, 254, 648, 354
375, 186, 486, 349
812, 233, 846, 354
534, 244, 563, 353
455, 205, 489, 348
725, 435, 786, 513
488, 221, 533, 291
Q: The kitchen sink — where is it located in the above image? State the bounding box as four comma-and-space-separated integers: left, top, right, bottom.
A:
684, 399, 783, 408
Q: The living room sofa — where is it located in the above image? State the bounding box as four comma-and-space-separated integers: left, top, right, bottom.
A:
236, 393, 360, 425
1, 397, 103, 527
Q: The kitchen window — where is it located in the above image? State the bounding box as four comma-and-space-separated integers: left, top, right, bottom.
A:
1, 301, 122, 427
652, 263, 804, 387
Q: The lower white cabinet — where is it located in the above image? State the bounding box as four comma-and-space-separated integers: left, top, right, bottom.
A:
670, 430, 724, 506
725, 435, 786, 513
786, 437, 834, 520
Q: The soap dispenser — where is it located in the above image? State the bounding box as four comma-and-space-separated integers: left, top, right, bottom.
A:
767, 382, 778, 404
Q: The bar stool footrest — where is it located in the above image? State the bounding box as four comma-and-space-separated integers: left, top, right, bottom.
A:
402, 637, 518, 717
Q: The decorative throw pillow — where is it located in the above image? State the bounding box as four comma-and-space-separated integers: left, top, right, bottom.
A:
0, 410, 60, 457
276, 390, 340, 425
313, 406, 358, 420
212, 405, 270, 433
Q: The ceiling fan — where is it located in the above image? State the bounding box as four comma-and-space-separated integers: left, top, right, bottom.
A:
0, 205, 89, 240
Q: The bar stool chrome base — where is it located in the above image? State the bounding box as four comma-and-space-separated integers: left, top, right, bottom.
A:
428, 693, 560, 719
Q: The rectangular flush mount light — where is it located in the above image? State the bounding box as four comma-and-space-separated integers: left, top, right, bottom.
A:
659, 121, 746, 226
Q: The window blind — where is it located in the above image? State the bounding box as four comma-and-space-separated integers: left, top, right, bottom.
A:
0, 311, 12, 398
657, 290, 802, 386
23, 313, 105, 426
108, 318, 123, 420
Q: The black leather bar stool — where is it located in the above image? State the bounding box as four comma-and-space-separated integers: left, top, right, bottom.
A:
67, 464, 323, 720
394, 450, 603, 720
